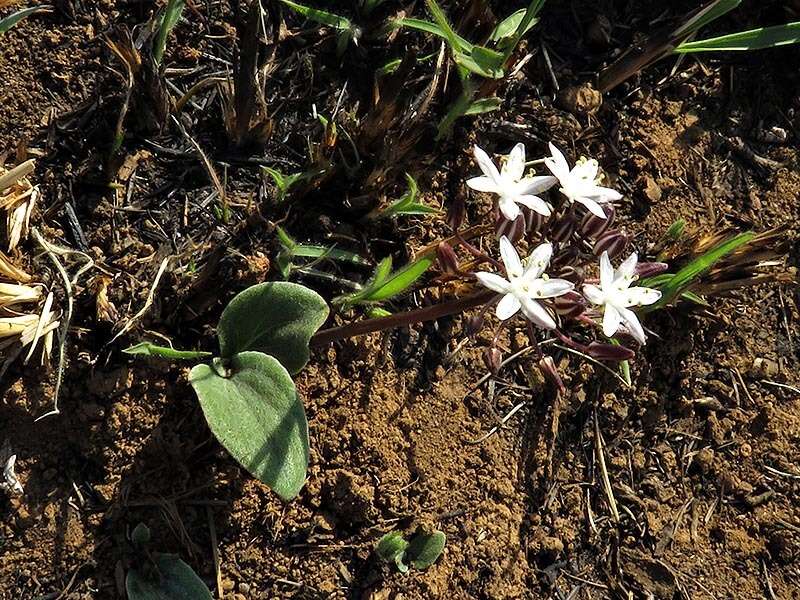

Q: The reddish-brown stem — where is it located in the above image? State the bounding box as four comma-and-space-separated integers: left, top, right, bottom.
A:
311, 291, 494, 347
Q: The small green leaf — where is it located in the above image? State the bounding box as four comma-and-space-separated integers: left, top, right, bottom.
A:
123, 342, 212, 361
464, 97, 503, 116
126, 553, 213, 600
394, 17, 474, 54
378, 174, 441, 218
279, 0, 351, 30
376, 532, 409, 562
131, 523, 152, 546
218, 282, 329, 375
189, 352, 309, 501
455, 45, 506, 78
334, 257, 433, 306
406, 530, 446, 570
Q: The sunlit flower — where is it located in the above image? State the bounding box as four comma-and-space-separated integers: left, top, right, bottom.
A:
0, 283, 41, 308
467, 144, 557, 221
583, 251, 662, 344
475, 236, 574, 329
1, 454, 23, 495
544, 143, 622, 219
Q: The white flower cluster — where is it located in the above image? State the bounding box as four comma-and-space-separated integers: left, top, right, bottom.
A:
468, 143, 661, 345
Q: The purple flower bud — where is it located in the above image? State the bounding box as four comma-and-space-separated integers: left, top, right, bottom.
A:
495, 212, 525, 243
593, 229, 629, 259
580, 204, 615, 238
527, 209, 548, 234
447, 195, 466, 230
483, 347, 502, 375
552, 290, 586, 317
539, 355, 565, 393
634, 261, 669, 278
464, 314, 485, 337
436, 242, 459, 275
586, 341, 635, 361
550, 216, 576, 244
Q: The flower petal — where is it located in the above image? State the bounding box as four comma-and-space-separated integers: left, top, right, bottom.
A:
475, 272, 511, 294
466, 176, 498, 193
571, 159, 598, 182
602, 303, 622, 337
618, 307, 646, 344
545, 142, 570, 180
523, 242, 553, 279
582, 284, 605, 305
520, 297, 556, 329
498, 197, 521, 221
599, 251, 614, 289
515, 175, 558, 196
586, 185, 623, 201
534, 278, 574, 298
621, 287, 662, 307
502, 143, 526, 181
474, 145, 500, 183
499, 235, 523, 278
615, 252, 638, 283
515, 194, 551, 217
575, 196, 608, 218
496, 293, 522, 320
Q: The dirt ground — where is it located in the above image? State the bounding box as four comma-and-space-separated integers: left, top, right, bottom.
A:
1, 0, 799, 599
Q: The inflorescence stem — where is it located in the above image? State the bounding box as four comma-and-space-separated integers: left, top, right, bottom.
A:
310, 291, 494, 347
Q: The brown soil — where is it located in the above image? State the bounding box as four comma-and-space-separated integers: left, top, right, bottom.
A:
1, 1, 799, 599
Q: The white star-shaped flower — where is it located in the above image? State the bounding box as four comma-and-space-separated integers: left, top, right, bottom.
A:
583, 251, 662, 344
475, 236, 574, 329
544, 143, 622, 219
467, 144, 557, 222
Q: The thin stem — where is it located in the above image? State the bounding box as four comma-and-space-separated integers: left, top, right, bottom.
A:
311, 291, 494, 347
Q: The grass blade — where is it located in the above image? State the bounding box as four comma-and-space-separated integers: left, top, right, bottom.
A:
643, 232, 754, 309
153, 0, 185, 65
0, 5, 49, 34
676, 21, 800, 53
279, 0, 351, 30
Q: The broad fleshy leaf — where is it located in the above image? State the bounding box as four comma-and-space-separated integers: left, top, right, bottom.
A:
126, 553, 212, 600
189, 352, 309, 501
406, 530, 446, 570
218, 282, 329, 374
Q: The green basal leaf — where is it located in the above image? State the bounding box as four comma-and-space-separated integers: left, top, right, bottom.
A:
190, 352, 309, 501
464, 97, 503, 115
126, 553, 213, 600
406, 530, 446, 570
218, 281, 329, 374
676, 21, 800, 53
123, 342, 212, 361
154, 0, 185, 65
0, 6, 48, 34
279, 0, 351, 30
